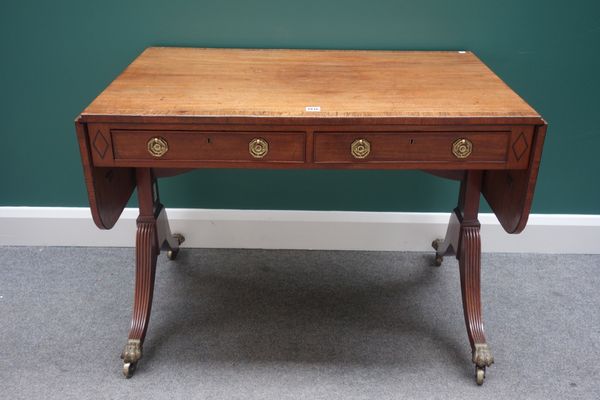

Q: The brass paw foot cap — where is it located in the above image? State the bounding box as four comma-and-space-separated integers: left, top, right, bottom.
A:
121, 339, 143, 364
472, 343, 494, 367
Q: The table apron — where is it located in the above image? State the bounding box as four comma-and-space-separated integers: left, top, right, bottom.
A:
86, 123, 535, 170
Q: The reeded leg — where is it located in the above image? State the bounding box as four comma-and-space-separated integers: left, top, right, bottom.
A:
459, 223, 494, 385
122, 215, 158, 377
458, 171, 494, 385
434, 171, 494, 385
121, 168, 183, 378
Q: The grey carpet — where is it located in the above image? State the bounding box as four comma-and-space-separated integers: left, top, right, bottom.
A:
0, 247, 599, 399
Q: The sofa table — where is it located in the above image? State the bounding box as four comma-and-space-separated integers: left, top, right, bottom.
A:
75, 47, 546, 385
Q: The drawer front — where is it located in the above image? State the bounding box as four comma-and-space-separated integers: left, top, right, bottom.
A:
111, 130, 306, 163
88, 124, 533, 169
314, 131, 521, 166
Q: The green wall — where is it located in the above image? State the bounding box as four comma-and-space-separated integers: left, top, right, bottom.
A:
1, 1, 599, 213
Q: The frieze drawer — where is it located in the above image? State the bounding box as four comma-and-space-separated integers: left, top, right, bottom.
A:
107, 130, 306, 164
313, 130, 533, 168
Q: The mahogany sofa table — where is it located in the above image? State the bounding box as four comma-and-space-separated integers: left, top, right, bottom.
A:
75, 47, 546, 385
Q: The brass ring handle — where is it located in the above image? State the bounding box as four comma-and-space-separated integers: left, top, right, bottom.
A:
147, 137, 168, 157
452, 138, 473, 159
351, 138, 371, 159
249, 138, 269, 158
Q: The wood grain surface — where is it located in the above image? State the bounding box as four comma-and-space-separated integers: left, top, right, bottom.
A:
82, 47, 540, 120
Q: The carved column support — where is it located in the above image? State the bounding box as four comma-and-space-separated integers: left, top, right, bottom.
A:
432, 209, 461, 266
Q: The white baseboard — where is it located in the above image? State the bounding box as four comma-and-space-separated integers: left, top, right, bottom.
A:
0, 207, 599, 254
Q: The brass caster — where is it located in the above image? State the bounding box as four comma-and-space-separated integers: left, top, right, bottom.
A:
167, 233, 185, 260
123, 362, 137, 378
432, 239, 443, 266
167, 249, 178, 260
476, 366, 486, 386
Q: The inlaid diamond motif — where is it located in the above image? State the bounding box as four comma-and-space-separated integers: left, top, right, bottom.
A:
512, 132, 528, 161
93, 130, 109, 159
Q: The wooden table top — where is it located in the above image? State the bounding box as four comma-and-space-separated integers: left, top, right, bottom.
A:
82, 47, 540, 122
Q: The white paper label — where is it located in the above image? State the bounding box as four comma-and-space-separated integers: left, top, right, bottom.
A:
305, 106, 321, 112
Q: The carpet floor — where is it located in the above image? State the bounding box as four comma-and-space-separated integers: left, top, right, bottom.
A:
0, 247, 599, 399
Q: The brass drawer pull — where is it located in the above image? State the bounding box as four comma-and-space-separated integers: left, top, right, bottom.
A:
452, 138, 473, 159
147, 137, 169, 157
351, 138, 371, 159
249, 138, 268, 158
